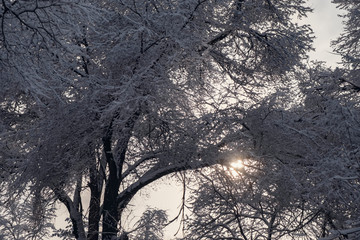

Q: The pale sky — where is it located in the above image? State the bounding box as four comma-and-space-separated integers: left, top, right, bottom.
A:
53, 1, 346, 239
303, 0, 344, 66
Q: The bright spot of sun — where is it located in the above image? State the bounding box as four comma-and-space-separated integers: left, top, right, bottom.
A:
230, 160, 244, 169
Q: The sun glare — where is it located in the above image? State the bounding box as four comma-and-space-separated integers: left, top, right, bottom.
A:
230, 160, 244, 169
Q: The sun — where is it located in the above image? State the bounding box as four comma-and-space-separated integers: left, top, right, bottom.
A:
230, 159, 244, 169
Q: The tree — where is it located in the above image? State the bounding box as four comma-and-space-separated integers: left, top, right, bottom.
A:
0, 193, 56, 240
185, 62, 360, 239
130, 208, 168, 240
332, 0, 360, 90
185, 165, 321, 240
0, 0, 313, 239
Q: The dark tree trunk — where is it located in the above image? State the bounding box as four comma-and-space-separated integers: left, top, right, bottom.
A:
101, 111, 141, 240
101, 172, 121, 239
101, 132, 121, 240
87, 190, 101, 240
87, 159, 103, 240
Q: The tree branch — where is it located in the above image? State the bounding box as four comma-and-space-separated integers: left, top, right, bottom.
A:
52, 187, 86, 240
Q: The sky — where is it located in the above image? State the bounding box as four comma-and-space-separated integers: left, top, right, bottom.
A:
303, 0, 344, 66
53, 1, 346, 239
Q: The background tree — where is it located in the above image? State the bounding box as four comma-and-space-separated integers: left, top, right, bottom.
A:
0, 193, 56, 240
185, 165, 320, 240
130, 208, 168, 240
184, 62, 360, 239
332, 0, 360, 90
183, 1, 360, 237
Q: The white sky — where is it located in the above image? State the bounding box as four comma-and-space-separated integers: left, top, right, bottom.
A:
303, 0, 344, 66
53, 1, 346, 239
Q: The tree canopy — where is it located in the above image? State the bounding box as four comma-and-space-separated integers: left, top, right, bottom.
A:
0, 0, 359, 240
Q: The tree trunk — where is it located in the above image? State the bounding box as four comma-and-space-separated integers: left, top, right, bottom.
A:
101, 111, 141, 239
53, 188, 87, 240
102, 177, 121, 240
69, 208, 87, 240
101, 128, 121, 240
87, 192, 101, 240
87, 160, 103, 240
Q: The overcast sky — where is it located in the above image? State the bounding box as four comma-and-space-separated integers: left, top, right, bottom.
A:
304, 0, 344, 66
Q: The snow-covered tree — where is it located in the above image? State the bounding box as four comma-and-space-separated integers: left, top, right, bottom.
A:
329, 1, 360, 237
0, 193, 56, 240
0, 0, 313, 239
332, 0, 360, 90
185, 165, 321, 240
130, 208, 168, 240
185, 63, 360, 239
